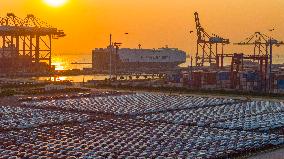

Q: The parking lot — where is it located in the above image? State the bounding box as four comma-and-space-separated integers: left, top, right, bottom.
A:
137, 100, 284, 132
22, 93, 238, 115
0, 92, 283, 158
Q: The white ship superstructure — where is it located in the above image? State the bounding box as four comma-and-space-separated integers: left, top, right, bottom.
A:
118, 47, 186, 63
92, 46, 187, 71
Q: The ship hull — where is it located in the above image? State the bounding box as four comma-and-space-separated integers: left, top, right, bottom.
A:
92, 47, 186, 72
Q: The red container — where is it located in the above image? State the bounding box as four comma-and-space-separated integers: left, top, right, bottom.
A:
275, 74, 284, 80
203, 72, 217, 85
191, 72, 203, 88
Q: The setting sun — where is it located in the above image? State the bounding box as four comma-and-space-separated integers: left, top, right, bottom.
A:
44, 0, 68, 7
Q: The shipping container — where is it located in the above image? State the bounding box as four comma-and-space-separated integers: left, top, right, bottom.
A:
168, 74, 182, 83
278, 80, 284, 90
218, 71, 230, 81
189, 71, 203, 88
246, 72, 260, 82
203, 72, 217, 85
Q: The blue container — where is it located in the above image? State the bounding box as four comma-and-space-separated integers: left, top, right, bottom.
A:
241, 73, 247, 79
246, 72, 259, 81
278, 80, 284, 89
174, 77, 180, 83
253, 82, 262, 91
218, 72, 230, 81
171, 74, 181, 83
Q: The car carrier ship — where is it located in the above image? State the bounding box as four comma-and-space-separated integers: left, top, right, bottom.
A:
92, 46, 186, 72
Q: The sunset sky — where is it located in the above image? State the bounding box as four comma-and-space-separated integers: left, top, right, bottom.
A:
2, 0, 284, 67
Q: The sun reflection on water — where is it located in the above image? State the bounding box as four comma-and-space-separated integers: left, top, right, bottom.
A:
52, 62, 65, 71
50, 76, 68, 82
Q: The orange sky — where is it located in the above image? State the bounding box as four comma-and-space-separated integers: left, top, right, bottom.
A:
2, 0, 284, 58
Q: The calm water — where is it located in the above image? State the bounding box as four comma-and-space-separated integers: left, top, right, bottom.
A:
36, 74, 158, 83
53, 54, 284, 70
1, 75, 143, 83
37, 75, 109, 82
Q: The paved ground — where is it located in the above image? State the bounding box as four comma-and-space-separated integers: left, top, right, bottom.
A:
249, 147, 284, 159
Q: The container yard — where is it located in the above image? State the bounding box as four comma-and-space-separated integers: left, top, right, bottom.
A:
157, 13, 284, 95
167, 71, 284, 94
0, 91, 283, 158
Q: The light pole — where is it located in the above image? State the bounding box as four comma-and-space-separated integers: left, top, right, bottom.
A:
108, 33, 129, 81
109, 34, 112, 80
114, 42, 122, 80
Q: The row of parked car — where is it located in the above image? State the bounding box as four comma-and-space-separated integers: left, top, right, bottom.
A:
0, 106, 90, 130
0, 118, 283, 158
22, 93, 238, 116
18, 91, 124, 102
137, 100, 284, 132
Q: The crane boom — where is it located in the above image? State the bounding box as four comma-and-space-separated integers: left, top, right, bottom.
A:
194, 12, 229, 68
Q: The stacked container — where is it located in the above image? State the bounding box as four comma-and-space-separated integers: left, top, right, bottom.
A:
202, 72, 217, 89
167, 74, 182, 83
237, 71, 262, 92
189, 71, 203, 89
246, 71, 261, 91
217, 71, 231, 89
167, 70, 284, 94
239, 71, 247, 90
276, 74, 284, 94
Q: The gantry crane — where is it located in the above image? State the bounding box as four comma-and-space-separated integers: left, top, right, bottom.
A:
0, 13, 65, 73
234, 32, 283, 73
234, 32, 269, 57
194, 12, 230, 68
234, 32, 284, 91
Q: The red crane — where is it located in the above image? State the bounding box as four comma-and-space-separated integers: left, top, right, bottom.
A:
234, 32, 284, 91
194, 12, 230, 68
